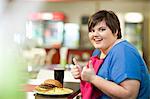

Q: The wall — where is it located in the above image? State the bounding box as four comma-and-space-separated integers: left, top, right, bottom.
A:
146, 3, 150, 68
100, 1, 146, 13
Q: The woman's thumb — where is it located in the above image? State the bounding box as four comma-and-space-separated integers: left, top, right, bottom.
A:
89, 60, 93, 69
73, 58, 82, 70
73, 58, 78, 65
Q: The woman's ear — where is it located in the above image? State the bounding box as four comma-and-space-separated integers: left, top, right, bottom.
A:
114, 30, 118, 36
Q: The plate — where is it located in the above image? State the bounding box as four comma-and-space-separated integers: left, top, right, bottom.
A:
34, 87, 73, 96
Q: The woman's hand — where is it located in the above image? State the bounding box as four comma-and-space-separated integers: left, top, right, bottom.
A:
81, 60, 96, 82
71, 58, 82, 79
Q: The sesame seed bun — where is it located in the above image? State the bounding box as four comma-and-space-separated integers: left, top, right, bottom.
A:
44, 79, 63, 88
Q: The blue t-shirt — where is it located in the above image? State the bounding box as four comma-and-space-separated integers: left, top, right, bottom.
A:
96, 40, 150, 99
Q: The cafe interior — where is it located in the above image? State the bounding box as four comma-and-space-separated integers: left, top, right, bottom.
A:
0, 0, 150, 99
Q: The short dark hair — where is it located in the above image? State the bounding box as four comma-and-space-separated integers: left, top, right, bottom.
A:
88, 10, 122, 39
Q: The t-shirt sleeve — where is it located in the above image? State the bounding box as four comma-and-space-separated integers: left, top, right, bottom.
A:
109, 46, 141, 84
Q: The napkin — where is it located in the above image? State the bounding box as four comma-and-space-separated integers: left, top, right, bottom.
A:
80, 56, 104, 99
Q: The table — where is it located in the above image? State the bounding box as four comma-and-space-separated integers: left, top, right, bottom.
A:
34, 82, 80, 99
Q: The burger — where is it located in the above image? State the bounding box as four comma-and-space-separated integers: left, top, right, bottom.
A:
35, 79, 73, 95
35, 79, 63, 92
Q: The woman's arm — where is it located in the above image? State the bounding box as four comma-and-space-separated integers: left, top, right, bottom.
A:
90, 75, 140, 99
81, 61, 140, 99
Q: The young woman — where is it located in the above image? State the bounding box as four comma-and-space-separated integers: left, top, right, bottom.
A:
71, 10, 149, 99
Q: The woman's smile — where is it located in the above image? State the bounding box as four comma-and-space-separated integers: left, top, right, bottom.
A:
94, 37, 103, 44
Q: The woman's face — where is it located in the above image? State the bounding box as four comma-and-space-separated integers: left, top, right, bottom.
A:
89, 20, 118, 53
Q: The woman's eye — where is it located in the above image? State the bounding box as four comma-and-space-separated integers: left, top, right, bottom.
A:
99, 28, 106, 31
92, 29, 95, 32
102, 29, 106, 31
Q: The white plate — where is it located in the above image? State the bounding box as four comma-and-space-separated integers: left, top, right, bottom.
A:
34, 87, 73, 96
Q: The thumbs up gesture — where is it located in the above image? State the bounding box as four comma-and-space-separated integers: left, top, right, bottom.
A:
81, 60, 96, 82
71, 58, 83, 79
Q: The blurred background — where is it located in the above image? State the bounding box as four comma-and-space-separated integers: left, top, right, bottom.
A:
0, 0, 150, 99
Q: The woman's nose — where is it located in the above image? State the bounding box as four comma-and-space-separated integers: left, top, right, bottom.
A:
92, 31, 99, 36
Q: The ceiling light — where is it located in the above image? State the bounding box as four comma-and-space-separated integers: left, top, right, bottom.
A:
125, 12, 143, 23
